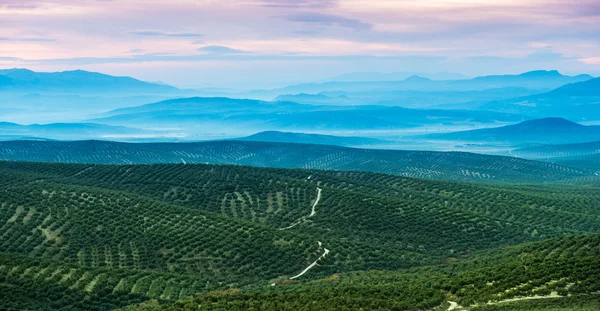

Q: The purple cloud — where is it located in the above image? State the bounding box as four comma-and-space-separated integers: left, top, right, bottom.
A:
128, 30, 203, 38
283, 12, 372, 31
254, 0, 337, 8
0, 37, 55, 42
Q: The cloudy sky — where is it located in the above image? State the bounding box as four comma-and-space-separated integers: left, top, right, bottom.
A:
1, 0, 599, 88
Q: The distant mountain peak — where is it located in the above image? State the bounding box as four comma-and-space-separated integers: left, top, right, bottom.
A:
403, 75, 431, 82
519, 70, 563, 77
517, 117, 583, 128
0, 68, 35, 74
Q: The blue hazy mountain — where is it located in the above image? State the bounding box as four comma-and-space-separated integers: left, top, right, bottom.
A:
480, 77, 600, 120
0, 68, 179, 94
420, 118, 600, 144
89, 96, 526, 131
326, 71, 470, 82
274, 87, 538, 108
236, 131, 387, 146
274, 70, 593, 95
0, 121, 158, 140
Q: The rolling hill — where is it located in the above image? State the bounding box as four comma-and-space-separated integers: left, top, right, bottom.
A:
550, 154, 600, 172
0, 161, 598, 310
0, 139, 591, 183
420, 118, 600, 144
514, 141, 600, 159
119, 234, 600, 311
236, 131, 386, 146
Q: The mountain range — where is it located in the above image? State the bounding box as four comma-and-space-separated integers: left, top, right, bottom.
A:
480, 77, 600, 120
88, 96, 526, 133
325, 71, 470, 82
274, 70, 593, 95
0, 68, 179, 94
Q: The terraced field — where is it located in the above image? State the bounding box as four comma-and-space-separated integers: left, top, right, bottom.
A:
1, 161, 599, 310
0, 140, 592, 183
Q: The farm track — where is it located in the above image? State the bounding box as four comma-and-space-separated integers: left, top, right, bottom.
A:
290, 241, 329, 280
279, 187, 321, 230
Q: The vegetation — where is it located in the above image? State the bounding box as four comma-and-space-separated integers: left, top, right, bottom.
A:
0, 162, 600, 310
0, 161, 598, 310
0, 140, 592, 183
118, 234, 600, 311
514, 141, 600, 159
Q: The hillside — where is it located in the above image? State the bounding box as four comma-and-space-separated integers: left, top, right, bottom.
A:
0, 140, 591, 183
421, 118, 600, 144
552, 154, 600, 172
119, 234, 600, 311
480, 78, 600, 120
514, 141, 600, 159
236, 131, 386, 146
0, 161, 599, 310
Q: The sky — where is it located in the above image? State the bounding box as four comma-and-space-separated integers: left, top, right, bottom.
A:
1, 0, 599, 88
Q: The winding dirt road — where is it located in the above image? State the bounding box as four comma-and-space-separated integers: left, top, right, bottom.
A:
279, 187, 322, 230
290, 241, 329, 280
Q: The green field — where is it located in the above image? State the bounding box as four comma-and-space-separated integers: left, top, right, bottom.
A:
0, 161, 599, 310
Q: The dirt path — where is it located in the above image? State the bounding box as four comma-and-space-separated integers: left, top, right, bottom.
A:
279, 187, 321, 230
486, 292, 562, 305
309, 188, 322, 217
447, 301, 458, 310
290, 241, 329, 280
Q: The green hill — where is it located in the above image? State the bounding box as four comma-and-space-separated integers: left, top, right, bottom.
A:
0, 161, 600, 310
514, 141, 600, 159
119, 234, 600, 311
0, 140, 591, 184
552, 154, 600, 172
236, 131, 386, 146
